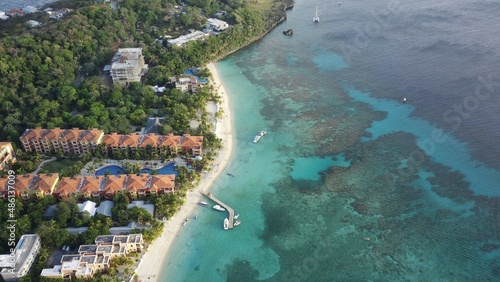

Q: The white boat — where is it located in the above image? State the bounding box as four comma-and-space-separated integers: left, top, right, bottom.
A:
194, 212, 198, 220
234, 213, 239, 219
224, 218, 229, 230
234, 221, 241, 226
198, 201, 208, 206
253, 131, 267, 143
313, 5, 320, 22
182, 218, 189, 226
213, 205, 226, 212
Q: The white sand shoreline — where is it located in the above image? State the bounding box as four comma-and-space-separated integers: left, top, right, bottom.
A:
135, 63, 233, 280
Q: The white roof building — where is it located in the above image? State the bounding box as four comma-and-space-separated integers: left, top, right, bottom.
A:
107, 48, 148, 86
78, 200, 97, 216
152, 85, 166, 93
96, 200, 114, 217
206, 18, 229, 31
0, 11, 8, 20
26, 20, 42, 27
0, 234, 41, 282
22, 6, 38, 14
127, 200, 154, 216
167, 31, 209, 47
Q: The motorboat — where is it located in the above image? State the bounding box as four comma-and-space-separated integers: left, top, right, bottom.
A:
198, 201, 208, 206
182, 218, 189, 226
253, 131, 267, 143
234, 213, 240, 219
213, 205, 226, 212
234, 221, 241, 226
224, 218, 229, 230
313, 5, 320, 22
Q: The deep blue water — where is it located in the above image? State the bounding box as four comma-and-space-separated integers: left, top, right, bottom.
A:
160, 0, 500, 281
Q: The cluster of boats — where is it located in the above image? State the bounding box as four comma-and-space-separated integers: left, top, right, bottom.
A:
224, 214, 241, 230
198, 201, 242, 230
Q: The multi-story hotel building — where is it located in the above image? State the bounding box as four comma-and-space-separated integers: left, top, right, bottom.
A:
0, 142, 16, 170
20, 128, 203, 157
19, 128, 104, 155
0, 234, 41, 282
41, 234, 143, 279
107, 48, 148, 86
0, 173, 175, 200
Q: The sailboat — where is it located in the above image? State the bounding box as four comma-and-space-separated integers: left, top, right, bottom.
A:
313, 5, 320, 23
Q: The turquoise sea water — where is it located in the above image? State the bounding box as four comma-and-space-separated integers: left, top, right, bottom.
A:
161, 0, 500, 281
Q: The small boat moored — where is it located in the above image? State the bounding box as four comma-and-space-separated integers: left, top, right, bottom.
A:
234, 221, 241, 226
283, 29, 293, 36
253, 131, 267, 143
234, 213, 240, 219
213, 205, 226, 212
224, 218, 229, 230
198, 201, 208, 206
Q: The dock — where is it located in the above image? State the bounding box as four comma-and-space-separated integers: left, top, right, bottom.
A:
201, 191, 234, 229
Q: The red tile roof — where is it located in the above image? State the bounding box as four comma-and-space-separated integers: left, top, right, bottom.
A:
80, 129, 104, 143
125, 174, 149, 192
54, 177, 81, 197
80, 176, 104, 194
102, 175, 126, 194
21, 128, 46, 141
180, 134, 203, 147
32, 173, 59, 194
159, 134, 181, 148
150, 175, 175, 192
120, 134, 141, 147
60, 128, 85, 142
139, 134, 161, 147
0, 177, 8, 194
14, 174, 36, 192
102, 133, 122, 146
42, 128, 65, 141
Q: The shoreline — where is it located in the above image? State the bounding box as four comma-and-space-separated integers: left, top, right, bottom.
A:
134, 62, 234, 280
213, 1, 294, 61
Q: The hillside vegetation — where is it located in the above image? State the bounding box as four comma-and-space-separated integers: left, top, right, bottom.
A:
0, 0, 293, 143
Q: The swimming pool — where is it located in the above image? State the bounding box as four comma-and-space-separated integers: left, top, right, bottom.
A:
95, 163, 177, 176
183, 69, 208, 84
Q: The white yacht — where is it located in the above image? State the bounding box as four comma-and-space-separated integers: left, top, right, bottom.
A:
224, 218, 229, 230
234, 213, 240, 219
234, 221, 241, 226
213, 205, 226, 212
253, 131, 267, 143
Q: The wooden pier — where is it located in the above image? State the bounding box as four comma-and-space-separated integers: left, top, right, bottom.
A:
201, 191, 234, 229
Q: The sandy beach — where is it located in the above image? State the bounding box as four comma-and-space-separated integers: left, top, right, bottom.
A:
135, 63, 233, 280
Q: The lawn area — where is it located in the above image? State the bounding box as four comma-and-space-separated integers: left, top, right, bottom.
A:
39, 158, 82, 173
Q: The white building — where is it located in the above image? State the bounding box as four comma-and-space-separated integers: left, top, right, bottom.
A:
206, 18, 229, 31
22, 6, 38, 14
78, 200, 97, 217
167, 31, 209, 47
105, 48, 148, 86
0, 11, 9, 20
96, 200, 114, 217
41, 234, 143, 279
127, 201, 154, 216
26, 20, 42, 28
0, 234, 41, 282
